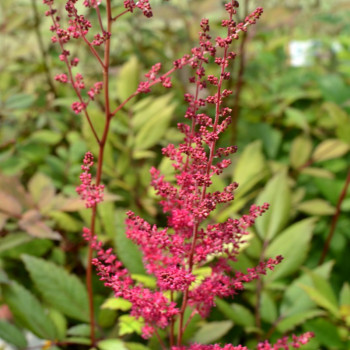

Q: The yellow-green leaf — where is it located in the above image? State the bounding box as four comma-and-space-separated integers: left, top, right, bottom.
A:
118, 315, 144, 336
115, 56, 140, 104
101, 298, 132, 311
265, 218, 316, 281
289, 135, 313, 169
233, 140, 267, 200
300, 167, 335, 179
28, 173, 56, 212
297, 199, 336, 216
312, 139, 349, 162
255, 171, 291, 240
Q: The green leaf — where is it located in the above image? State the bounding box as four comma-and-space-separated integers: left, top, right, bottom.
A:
313, 177, 345, 205
18, 141, 50, 163
301, 268, 339, 317
125, 343, 151, 350
98, 201, 116, 239
101, 298, 132, 311
297, 199, 336, 216
215, 298, 255, 327
260, 291, 277, 324
0, 235, 52, 259
64, 337, 91, 345
280, 261, 334, 316
285, 108, 309, 131
131, 274, 156, 289
118, 315, 144, 336
22, 255, 89, 322
0, 320, 28, 348
48, 309, 67, 341
67, 324, 91, 337
133, 101, 176, 150
289, 135, 313, 169
30, 130, 62, 145
0, 233, 32, 256
255, 171, 291, 240
115, 56, 140, 104
192, 321, 233, 344
304, 318, 343, 348
0, 156, 29, 175
132, 94, 173, 131
277, 310, 324, 333
2, 281, 57, 340
48, 211, 82, 232
98, 339, 128, 350
265, 218, 316, 281
5, 93, 36, 110
233, 140, 267, 200
312, 139, 349, 162
300, 167, 335, 179
318, 74, 350, 105
340, 283, 350, 306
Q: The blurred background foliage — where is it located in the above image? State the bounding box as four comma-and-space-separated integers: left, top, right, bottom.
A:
0, 0, 350, 349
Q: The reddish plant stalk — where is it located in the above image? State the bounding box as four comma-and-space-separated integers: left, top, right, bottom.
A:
318, 168, 350, 265
85, 1, 113, 344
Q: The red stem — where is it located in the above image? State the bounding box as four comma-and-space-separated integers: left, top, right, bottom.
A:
85, 1, 113, 345
318, 169, 350, 265
112, 9, 130, 21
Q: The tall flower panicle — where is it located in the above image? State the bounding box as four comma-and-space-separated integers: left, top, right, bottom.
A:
48, 0, 315, 348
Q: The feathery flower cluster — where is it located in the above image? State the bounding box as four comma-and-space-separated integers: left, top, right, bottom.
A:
76, 152, 104, 208
66, 0, 314, 348
43, 0, 110, 115
83, 227, 179, 338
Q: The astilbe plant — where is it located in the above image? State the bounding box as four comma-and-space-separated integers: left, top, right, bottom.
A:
44, 0, 314, 348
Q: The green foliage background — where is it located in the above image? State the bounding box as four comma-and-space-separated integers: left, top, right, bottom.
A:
1, 0, 350, 349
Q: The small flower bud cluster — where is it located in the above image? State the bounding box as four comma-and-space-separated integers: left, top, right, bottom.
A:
256, 332, 315, 349
137, 63, 173, 93
87, 82, 103, 100
76, 152, 104, 208
91, 31, 111, 46
43, 0, 107, 114
124, 0, 153, 18
83, 0, 101, 8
